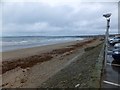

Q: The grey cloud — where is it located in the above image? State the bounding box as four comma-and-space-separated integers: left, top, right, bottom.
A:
3, 3, 73, 25
2, 2, 118, 36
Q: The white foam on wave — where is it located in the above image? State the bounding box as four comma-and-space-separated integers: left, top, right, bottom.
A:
2, 40, 28, 46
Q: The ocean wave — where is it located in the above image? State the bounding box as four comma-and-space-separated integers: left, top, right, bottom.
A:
2, 40, 28, 46
1, 36, 84, 51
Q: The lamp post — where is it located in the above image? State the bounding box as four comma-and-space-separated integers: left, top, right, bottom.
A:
103, 13, 111, 68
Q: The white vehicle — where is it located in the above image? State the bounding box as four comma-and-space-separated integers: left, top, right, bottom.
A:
114, 43, 120, 49
109, 36, 120, 46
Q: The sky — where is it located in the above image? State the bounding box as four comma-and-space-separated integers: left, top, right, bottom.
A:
1, 0, 119, 36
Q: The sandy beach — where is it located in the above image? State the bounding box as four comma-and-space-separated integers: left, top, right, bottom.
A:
1, 38, 103, 88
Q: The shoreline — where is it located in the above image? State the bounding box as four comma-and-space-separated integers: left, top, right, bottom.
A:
2, 39, 89, 61
1, 38, 103, 88
2, 38, 95, 74
2, 37, 85, 52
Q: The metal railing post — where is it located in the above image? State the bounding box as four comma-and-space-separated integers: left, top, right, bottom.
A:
104, 18, 110, 68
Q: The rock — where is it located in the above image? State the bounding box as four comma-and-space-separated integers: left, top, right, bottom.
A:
75, 84, 80, 88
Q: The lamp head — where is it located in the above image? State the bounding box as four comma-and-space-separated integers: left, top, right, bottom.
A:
103, 13, 112, 19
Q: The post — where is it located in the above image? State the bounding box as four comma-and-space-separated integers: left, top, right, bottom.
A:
104, 18, 110, 68
103, 13, 111, 69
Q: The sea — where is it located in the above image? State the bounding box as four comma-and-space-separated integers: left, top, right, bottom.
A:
1, 36, 84, 52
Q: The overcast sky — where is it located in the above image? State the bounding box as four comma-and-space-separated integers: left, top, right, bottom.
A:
1, 0, 119, 36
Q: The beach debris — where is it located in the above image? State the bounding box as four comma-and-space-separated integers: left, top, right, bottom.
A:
22, 69, 27, 72
75, 84, 80, 88
2, 54, 53, 74
26, 67, 30, 71
20, 78, 27, 83
2, 83, 8, 87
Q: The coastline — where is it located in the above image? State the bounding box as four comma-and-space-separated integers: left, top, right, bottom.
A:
2, 39, 88, 61
1, 38, 103, 88
2, 36, 84, 52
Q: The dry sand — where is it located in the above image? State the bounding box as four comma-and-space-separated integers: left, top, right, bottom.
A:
1, 38, 103, 88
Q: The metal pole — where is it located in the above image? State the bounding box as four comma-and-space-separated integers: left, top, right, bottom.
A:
104, 18, 110, 68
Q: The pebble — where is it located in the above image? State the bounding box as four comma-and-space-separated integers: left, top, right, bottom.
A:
75, 84, 80, 87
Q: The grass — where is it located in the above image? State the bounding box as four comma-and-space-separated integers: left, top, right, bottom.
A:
40, 42, 103, 88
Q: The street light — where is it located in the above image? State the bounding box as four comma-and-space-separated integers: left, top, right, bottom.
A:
103, 13, 111, 68
103, 13, 111, 19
